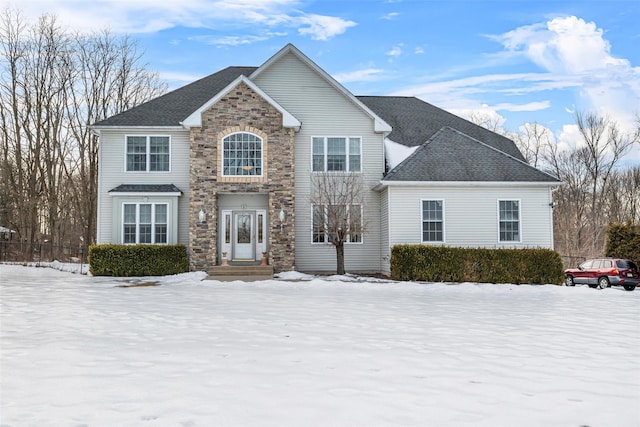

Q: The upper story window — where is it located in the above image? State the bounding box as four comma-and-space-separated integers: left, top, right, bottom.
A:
126, 136, 170, 172
498, 200, 520, 242
223, 132, 263, 176
312, 137, 361, 172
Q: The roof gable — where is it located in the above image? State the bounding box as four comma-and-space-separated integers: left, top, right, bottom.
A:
251, 44, 391, 133
181, 75, 300, 130
383, 127, 561, 183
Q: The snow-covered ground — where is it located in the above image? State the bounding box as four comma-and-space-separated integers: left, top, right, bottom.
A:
1, 264, 638, 427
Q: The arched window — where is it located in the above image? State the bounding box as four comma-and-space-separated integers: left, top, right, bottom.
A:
222, 132, 263, 176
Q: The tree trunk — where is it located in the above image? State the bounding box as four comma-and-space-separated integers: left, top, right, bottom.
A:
336, 242, 345, 275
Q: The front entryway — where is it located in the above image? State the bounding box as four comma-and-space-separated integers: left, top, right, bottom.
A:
218, 193, 268, 264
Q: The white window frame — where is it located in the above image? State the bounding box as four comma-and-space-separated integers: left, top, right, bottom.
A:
497, 199, 521, 243
121, 202, 169, 244
311, 136, 362, 173
222, 132, 264, 177
124, 135, 171, 173
311, 204, 364, 245
421, 199, 445, 243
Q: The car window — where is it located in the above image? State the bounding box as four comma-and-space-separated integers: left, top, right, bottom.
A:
602, 260, 612, 268
618, 260, 638, 270
580, 260, 593, 269
591, 260, 602, 268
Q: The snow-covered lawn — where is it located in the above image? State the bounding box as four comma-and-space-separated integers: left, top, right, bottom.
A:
1, 265, 638, 427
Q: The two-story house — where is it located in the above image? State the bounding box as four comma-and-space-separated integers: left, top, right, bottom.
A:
92, 44, 561, 275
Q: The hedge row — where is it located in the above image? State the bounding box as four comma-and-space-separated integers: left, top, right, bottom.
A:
390, 245, 564, 285
605, 222, 639, 263
89, 244, 189, 276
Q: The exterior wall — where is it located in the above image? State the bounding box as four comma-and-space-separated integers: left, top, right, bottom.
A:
380, 187, 390, 274
253, 51, 385, 273
188, 81, 295, 273
386, 184, 556, 249
96, 128, 190, 245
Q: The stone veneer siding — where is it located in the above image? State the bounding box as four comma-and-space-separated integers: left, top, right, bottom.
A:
189, 81, 295, 272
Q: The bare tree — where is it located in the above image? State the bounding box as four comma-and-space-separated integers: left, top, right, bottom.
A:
546, 112, 638, 262
310, 172, 367, 275
63, 30, 166, 245
513, 122, 554, 168
464, 110, 507, 135
0, 7, 167, 254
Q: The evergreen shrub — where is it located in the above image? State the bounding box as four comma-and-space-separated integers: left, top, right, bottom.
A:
390, 245, 564, 285
89, 244, 189, 276
605, 223, 640, 263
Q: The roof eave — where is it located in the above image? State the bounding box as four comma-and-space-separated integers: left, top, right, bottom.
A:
376, 180, 563, 188
108, 191, 182, 197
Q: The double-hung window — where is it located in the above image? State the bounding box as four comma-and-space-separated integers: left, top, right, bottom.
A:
421, 200, 444, 242
126, 136, 170, 172
222, 132, 263, 176
312, 137, 361, 172
498, 200, 520, 242
123, 203, 168, 244
312, 204, 363, 244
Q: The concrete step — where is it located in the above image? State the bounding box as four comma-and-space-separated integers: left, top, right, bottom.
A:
207, 265, 274, 281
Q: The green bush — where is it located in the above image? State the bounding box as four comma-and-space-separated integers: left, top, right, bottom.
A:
605, 223, 639, 263
89, 244, 189, 276
390, 245, 564, 285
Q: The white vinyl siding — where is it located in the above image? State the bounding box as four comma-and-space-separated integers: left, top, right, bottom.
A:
386, 185, 555, 249
97, 129, 190, 246
380, 187, 390, 273
253, 51, 384, 272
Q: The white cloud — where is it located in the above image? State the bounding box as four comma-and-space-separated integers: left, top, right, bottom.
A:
493, 16, 640, 134
333, 68, 385, 83
556, 124, 582, 152
390, 72, 572, 111
381, 12, 399, 20
492, 101, 550, 112
414, 46, 425, 55
5, 0, 356, 42
297, 14, 357, 40
386, 44, 403, 61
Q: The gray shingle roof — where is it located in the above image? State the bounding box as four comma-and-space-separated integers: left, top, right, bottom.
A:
357, 96, 525, 161
94, 66, 258, 127
109, 184, 183, 194
383, 127, 561, 183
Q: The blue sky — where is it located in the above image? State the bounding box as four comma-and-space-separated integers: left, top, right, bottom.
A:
8, 0, 640, 163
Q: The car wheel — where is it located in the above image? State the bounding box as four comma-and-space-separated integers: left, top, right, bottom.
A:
598, 277, 610, 289
623, 284, 636, 291
565, 275, 575, 286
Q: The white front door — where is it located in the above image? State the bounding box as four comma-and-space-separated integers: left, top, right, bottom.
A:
234, 212, 254, 260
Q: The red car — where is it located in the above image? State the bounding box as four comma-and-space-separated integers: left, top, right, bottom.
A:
565, 258, 638, 291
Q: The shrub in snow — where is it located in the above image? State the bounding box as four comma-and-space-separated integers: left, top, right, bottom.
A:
89, 244, 188, 277
390, 245, 564, 284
